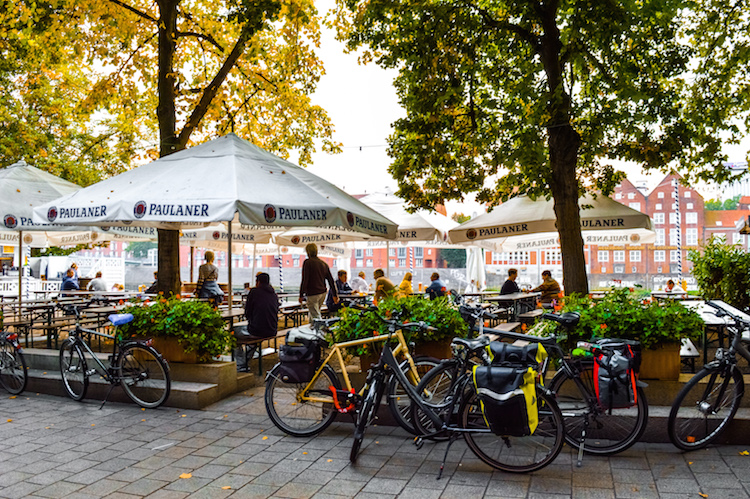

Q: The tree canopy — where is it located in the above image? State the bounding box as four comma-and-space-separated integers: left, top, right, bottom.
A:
705, 195, 741, 210
336, 0, 750, 294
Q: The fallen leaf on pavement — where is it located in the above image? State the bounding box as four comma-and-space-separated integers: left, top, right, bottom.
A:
179, 473, 192, 479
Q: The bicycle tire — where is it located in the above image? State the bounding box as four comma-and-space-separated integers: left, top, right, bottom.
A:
0, 341, 27, 395
668, 363, 744, 451
411, 359, 461, 437
265, 364, 340, 437
351, 374, 384, 462
549, 362, 648, 455
461, 389, 564, 473
59, 339, 88, 401
117, 344, 171, 408
386, 356, 439, 434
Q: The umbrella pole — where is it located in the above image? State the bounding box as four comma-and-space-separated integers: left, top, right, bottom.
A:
17, 230, 22, 308
386, 241, 390, 279
228, 223, 233, 312
190, 246, 194, 283
251, 243, 257, 277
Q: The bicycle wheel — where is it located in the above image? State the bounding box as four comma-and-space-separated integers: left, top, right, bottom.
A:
668, 363, 744, 451
461, 389, 564, 473
411, 359, 461, 437
117, 344, 171, 408
59, 339, 88, 401
0, 341, 27, 395
387, 356, 439, 434
351, 374, 385, 462
265, 364, 340, 437
549, 361, 648, 455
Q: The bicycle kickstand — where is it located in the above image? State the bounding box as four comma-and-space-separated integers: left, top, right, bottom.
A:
576, 415, 590, 467
99, 384, 116, 410
437, 433, 459, 480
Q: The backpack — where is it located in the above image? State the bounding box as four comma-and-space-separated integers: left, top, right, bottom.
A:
593, 341, 640, 410
472, 365, 539, 436
277, 337, 321, 384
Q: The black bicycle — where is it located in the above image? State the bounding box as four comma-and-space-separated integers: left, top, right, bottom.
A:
668, 300, 750, 450
420, 303, 648, 464
58, 303, 171, 408
0, 330, 27, 395
351, 313, 565, 474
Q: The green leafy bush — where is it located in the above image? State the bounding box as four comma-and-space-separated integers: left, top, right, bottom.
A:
689, 239, 750, 310
556, 288, 703, 350
117, 297, 235, 363
331, 295, 467, 356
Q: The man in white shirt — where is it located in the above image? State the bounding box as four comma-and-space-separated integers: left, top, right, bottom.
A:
87, 271, 107, 292
349, 271, 369, 294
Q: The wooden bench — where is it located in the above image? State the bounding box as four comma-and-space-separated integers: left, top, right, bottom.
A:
517, 309, 545, 325
232, 323, 287, 375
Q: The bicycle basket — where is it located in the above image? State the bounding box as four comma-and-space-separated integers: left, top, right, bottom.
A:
277, 338, 321, 384
472, 365, 538, 436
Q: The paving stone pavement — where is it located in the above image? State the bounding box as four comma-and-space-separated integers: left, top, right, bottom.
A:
2, 390, 750, 499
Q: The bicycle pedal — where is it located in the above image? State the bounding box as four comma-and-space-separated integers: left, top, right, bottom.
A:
413, 436, 424, 450
85, 369, 96, 376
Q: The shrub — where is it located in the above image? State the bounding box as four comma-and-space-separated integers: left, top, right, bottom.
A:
331, 295, 467, 356
689, 239, 750, 310
117, 297, 235, 362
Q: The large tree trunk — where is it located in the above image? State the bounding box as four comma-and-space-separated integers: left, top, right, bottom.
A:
539, 1, 589, 296
155, 0, 182, 297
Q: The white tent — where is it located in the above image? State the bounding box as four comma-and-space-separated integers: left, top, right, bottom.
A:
450, 193, 654, 252
34, 134, 397, 304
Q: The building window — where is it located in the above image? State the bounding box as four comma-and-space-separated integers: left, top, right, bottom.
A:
630, 250, 641, 262
686, 212, 697, 224
601, 267, 607, 273
657, 266, 663, 273
655, 203, 662, 210
614, 264, 625, 273
715, 234, 726, 242
415, 247, 423, 257
598, 251, 609, 262
356, 259, 363, 267
654, 250, 665, 262
415, 259, 423, 267
355, 249, 363, 258
670, 229, 681, 246
628, 202, 641, 211
399, 258, 406, 267
669, 212, 678, 224
658, 192, 664, 198
615, 193, 622, 200
656, 229, 665, 246
686, 228, 698, 245
654, 213, 664, 225
389, 248, 396, 257
716, 221, 723, 227
687, 203, 694, 210
670, 250, 680, 262
366, 260, 373, 267
398, 247, 407, 258
389, 259, 396, 268
613, 250, 625, 262
632, 266, 638, 273
627, 192, 635, 199
366, 249, 373, 256
733, 233, 742, 245
685, 191, 691, 198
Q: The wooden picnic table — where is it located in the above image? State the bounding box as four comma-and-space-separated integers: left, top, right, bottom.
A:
652, 291, 702, 301
486, 292, 541, 321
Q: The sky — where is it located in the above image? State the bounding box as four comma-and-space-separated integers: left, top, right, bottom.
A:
304, 8, 750, 217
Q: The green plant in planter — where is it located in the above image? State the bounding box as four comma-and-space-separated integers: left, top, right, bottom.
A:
117, 297, 235, 363
556, 288, 703, 350
689, 238, 750, 310
331, 295, 467, 356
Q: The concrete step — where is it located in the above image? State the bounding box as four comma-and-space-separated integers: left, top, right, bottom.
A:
21, 348, 254, 410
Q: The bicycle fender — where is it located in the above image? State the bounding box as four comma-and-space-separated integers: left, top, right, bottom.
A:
265, 362, 282, 382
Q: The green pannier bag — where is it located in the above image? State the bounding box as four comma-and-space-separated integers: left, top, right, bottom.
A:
472, 364, 539, 436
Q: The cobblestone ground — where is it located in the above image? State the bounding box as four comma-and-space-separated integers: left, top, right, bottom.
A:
1, 390, 749, 499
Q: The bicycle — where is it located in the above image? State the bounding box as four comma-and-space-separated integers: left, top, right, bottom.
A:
264, 315, 438, 437
352, 312, 565, 473
668, 300, 750, 450
0, 330, 27, 395
58, 303, 171, 408
416, 303, 648, 465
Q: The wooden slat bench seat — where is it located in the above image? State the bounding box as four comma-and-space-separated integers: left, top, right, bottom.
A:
232, 323, 287, 376
517, 309, 545, 325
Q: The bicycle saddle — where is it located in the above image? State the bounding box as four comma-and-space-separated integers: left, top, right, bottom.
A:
109, 313, 134, 326
452, 335, 490, 352
543, 311, 580, 328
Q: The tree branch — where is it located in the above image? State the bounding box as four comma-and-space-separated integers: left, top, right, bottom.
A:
177, 27, 252, 147
175, 30, 225, 52
473, 4, 540, 51
106, 0, 156, 23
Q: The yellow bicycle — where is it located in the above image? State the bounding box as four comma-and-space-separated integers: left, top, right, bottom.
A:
265, 317, 438, 437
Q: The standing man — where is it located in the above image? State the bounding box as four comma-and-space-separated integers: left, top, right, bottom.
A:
532, 270, 561, 308
299, 243, 337, 321
500, 268, 521, 295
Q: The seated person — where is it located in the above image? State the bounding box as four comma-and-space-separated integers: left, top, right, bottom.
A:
144, 271, 159, 294
532, 270, 561, 308
665, 279, 676, 292
87, 271, 107, 292
426, 272, 447, 300
397, 272, 414, 298
350, 271, 369, 294
372, 268, 395, 305
235, 273, 279, 372
327, 270, 352, 315
500, 268, 520, 295
61, 269, 79, 295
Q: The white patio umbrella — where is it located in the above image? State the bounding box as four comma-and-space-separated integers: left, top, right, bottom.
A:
34, 134, 397, 306
449, 193, 655, 252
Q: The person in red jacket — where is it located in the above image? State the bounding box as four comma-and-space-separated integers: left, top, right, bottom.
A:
299, 243, 338, 322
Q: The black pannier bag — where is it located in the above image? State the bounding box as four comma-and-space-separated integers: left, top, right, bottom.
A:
472, 365, 539, 436
593, 341, 639, 410
277, 338, 321, 383
486, 341, 547, 367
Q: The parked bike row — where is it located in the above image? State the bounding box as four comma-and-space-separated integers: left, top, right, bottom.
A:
261, 297, 750, 475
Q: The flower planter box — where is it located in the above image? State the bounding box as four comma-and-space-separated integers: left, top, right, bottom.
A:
146, 337, 198, 364
639, 343, 680, 380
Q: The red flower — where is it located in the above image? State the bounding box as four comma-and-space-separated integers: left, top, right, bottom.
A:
600, 323, 607, 330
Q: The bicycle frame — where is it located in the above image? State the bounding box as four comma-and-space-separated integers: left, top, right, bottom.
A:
294, 329, 421, 406
69, 325, 121, 383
